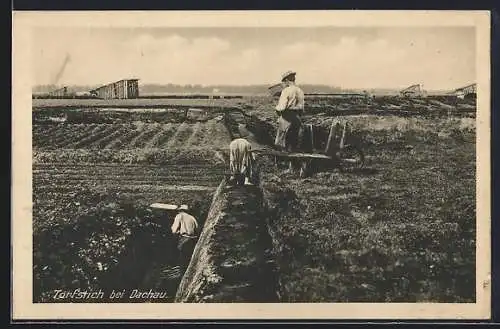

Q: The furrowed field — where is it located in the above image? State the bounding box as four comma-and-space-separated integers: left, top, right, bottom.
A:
33, 106, 234, 302
32, 95, 476, 303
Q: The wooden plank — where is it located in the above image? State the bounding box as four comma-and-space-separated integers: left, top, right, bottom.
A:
339, 121, 347, 149
324, 121, 336, 155
309, 124, 314, 151
150, 203, 179, 210
252, 148, 333, 160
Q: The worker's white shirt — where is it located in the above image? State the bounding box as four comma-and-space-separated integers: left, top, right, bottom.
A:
229, 138, 255, 175
171, 212, 198, 236
275, 84, 305, 112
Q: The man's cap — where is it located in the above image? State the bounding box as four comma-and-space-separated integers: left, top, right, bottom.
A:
281, 70, 296, 82
178, 204, 189, 210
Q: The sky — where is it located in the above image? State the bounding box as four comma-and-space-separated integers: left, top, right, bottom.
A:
32, 26, 476, 90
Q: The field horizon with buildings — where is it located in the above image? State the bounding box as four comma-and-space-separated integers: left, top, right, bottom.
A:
32, 82, 463, 98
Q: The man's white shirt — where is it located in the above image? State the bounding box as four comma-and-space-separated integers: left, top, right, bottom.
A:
275, 84, 305, 112
171, 212, 198, 236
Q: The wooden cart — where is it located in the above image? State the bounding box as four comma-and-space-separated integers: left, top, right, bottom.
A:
252, 120, 365, 178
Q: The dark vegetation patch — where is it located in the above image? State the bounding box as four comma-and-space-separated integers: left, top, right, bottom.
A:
33, 176, 213, 303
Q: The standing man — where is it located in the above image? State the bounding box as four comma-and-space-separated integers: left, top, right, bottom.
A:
171, 205, 199, 268
274, 70, 305, 173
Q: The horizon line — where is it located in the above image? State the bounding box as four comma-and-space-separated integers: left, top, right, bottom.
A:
32, 82, 473, 91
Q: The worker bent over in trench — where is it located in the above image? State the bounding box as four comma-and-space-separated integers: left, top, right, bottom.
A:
170, 205, 199, 269
228, 138, 255, 186
274, 70, 306, 174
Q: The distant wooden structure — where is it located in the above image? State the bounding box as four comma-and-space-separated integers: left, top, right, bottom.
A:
90, 79, 140, 99
400, 84, 426, 98
452, 83, 476, 99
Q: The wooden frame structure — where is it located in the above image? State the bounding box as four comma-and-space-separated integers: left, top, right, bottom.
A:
252, 120, 364, 176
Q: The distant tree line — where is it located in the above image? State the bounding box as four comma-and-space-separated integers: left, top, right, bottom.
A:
139, 83, 344, 95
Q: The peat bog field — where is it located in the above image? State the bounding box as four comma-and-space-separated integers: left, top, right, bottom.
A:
32, 95, 477, 303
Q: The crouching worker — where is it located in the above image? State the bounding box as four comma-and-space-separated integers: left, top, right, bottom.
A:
171, 205, 199, 269
228, 138, 255, 186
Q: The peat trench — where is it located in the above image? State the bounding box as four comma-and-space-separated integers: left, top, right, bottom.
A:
35, 110, 289, 302
105, 112, 279, 302
73, 177, 285, 303
102, 111, 283, 302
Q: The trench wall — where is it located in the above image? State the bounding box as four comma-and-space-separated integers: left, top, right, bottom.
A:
174, 179, 278, 302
